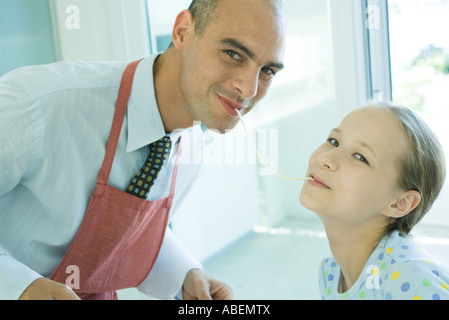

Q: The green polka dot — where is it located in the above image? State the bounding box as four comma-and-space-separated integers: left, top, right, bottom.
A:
422, 279, 431, 287
381, 262, 387, 270
326, 288, 331, 295
342, 292, 349, 299
359, 291, 366, 299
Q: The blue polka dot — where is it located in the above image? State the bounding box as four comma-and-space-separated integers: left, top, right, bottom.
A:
331, 261, 337, 268
379, 253, 384, 260
328, 274, 334, 281
401, 282, 410, 292
398, 254, 406, 258
432, 270, 440, 277
385, 292, 393, 300
433, 294, 441, 300
401, 245, 409, 250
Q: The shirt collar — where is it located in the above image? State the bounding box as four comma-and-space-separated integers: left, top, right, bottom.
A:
126, 54, 166, 153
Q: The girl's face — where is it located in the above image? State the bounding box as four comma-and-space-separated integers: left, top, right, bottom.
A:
300, 106, 411, 227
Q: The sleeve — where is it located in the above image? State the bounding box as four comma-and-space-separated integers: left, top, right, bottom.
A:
0, 77, 38, 196
382, 260, 449, 300
0, 76, 43, 299
137, 227, 203, 300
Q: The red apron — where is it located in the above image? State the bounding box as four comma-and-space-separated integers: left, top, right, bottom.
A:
50, 60, 181, 300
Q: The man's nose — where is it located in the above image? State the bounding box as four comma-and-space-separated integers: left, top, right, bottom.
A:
232, 67, 259, 99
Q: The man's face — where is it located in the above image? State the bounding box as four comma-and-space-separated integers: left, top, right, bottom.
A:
179, 0, 286, 133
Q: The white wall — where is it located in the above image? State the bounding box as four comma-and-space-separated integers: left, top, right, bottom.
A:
171, 129, 261, 262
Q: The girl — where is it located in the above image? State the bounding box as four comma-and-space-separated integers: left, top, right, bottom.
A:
300, 103, 449, 300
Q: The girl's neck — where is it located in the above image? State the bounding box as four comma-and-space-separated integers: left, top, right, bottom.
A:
321, 217, 385, 292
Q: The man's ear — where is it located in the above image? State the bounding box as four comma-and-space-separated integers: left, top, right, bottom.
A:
382, 190, 421, 218
172, 10, 195, 50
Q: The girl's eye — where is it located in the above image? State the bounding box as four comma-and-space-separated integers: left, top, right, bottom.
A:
354, 153, 369, 165
328, 138, 339, 147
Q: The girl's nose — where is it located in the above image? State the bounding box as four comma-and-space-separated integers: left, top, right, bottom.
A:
317, 149, 338, 171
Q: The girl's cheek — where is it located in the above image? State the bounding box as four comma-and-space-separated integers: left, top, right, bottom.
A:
308, 146, 324, 168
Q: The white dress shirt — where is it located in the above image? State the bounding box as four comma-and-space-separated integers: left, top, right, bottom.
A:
0, 55, 204, 300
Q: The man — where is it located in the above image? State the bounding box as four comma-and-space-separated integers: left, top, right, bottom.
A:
0, 0, 286, 300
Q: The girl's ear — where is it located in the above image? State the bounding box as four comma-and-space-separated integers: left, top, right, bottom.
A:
382, 190, 421, 218
172, 10, 195, 50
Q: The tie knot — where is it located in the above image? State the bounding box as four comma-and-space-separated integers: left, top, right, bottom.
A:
150, 136, 172, 154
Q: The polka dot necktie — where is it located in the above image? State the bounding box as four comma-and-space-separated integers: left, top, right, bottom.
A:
126, 136, 172, 199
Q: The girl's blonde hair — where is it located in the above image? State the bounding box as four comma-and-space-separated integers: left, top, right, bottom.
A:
374, 102, 447, 236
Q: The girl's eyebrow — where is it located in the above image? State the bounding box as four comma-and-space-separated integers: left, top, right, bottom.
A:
330, 128, 341, 135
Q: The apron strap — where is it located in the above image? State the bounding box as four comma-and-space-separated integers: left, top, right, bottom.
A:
97, 60, 142, 185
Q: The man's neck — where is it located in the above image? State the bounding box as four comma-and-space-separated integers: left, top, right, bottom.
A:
153, 50, 194, 132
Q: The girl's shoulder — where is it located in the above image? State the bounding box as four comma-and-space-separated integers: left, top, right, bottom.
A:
377, 231, 449, 300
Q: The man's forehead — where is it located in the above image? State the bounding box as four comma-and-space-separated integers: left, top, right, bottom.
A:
210, 1, 286, 56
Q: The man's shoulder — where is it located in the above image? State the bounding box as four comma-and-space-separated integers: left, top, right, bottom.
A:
1, 61, 128, 100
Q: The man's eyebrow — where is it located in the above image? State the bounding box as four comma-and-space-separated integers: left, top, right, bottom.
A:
220, 38, 255, 59
220, 38, 285, 70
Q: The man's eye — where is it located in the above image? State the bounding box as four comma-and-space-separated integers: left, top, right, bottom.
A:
225, 50, 241, 60
328, 138, 339, 147
261, 66, 276, 76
